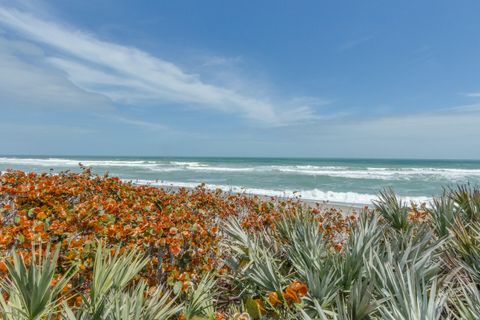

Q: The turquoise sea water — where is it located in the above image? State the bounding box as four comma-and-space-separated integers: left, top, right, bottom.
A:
1, 156, 480, 205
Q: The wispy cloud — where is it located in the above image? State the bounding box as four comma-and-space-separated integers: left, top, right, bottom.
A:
199, 55, 244, 68
0, 36, 112, 110
103, 115, 169, 131
337, 35, 374, 52
0, 6, 320, 126
288, 105, 480, 159
447, 102, 480, 113
465, 92, 480, 98
0, 122, 97, 135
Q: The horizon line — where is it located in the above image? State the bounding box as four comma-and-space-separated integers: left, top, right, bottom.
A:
1, 154, 480, 162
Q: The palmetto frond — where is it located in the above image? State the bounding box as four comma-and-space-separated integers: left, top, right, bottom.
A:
373, 187, 410, 231
182, 273, 217, 320
0, 244, 76, 320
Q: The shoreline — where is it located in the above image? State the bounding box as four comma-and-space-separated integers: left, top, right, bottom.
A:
253, 192, 365, 215
0, 170, 422, 212
148, 183, 366, 216
1, 170, 370, 211
126, 178, 432, 207
1, 155, 458, 206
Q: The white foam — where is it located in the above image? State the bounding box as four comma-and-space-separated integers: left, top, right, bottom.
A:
1, 157, 480, 181
170, 161, 207, 167
169, 161, 255, 172
129, 179, 430, 205
0, 157, 159, 168
269, 166, 480, 180
164, 163, 480, 180
0, 165, 432, 205
185, 166, 255, 172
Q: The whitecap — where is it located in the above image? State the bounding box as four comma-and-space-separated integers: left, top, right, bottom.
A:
129, 179, 430, 205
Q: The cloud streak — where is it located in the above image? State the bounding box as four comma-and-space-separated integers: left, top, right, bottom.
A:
285, 106, 480, 159
465, 92, 480, 98
337, 35, 374, 52
0, 6, 319, 126
0, 36, 111, 111
103, 115, 169, 131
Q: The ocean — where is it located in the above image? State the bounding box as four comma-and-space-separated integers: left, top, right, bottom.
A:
1, 156, 480, 205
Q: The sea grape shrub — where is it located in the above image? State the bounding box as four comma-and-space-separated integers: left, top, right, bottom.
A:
0, 169, 350, 293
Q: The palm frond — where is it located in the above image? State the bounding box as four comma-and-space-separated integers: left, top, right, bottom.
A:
182, 273, 217, 320
376, 264, 446, 320
448, 184, 480, 221
449, 219, 480, 282
373, 187, 410, 231
71, 242, 149, 319
338, 210, 382, 290
0, 244, 76, 320
427, 191, 458, 238
449, 278, 480, 320
108, 281, 181, 320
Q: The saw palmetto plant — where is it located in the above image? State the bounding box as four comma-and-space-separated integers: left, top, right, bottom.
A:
0, 244, 74, 320
1, 175, 480, 319
0, 244, 182, 320
218, 185, 480, 319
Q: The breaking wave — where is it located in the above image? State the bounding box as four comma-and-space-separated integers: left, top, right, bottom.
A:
129, 179, 431, 205
1, 157, 480, 181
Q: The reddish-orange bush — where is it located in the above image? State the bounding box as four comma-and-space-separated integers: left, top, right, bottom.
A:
0, 168, 350, 292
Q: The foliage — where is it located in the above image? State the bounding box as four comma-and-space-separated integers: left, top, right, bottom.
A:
0, 169, 320, 291
0, 244, 74, 320
1, 170, 480, 318
373, 187, 410, 231
427, 192, 457, 238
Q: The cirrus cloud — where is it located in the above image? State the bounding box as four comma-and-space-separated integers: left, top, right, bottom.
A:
0, 5, 322, 126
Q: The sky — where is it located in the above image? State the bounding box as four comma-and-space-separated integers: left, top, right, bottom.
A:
0, 0, 480, 159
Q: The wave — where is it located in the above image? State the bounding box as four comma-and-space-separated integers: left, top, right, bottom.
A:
0, 157, 160, 168
169, 161, 207, 167
275, 168, 480, 180
1, 157, 480, 181
0, 168, 429, 205
129, 179, 431, 205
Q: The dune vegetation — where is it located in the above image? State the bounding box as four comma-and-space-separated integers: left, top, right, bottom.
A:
0, 168, 479, 319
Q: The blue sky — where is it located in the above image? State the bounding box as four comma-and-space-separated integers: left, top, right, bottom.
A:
0, 0, 480, 158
